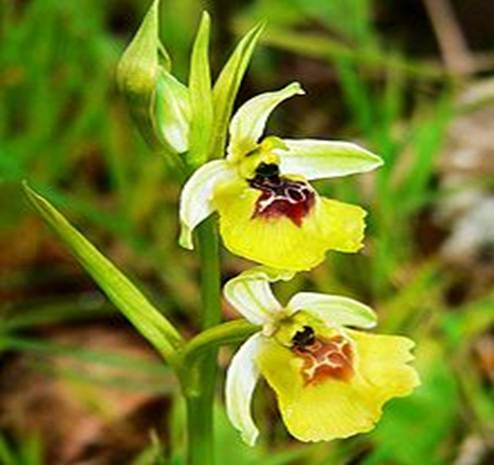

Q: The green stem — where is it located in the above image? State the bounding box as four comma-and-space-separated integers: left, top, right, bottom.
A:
197, 217, 222, 330
184, 216, 221, 465
185, 394, 214, 465
181, 320, 259, 369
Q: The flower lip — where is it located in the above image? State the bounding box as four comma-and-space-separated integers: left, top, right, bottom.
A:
248, 164, 316, 226
293, 334, 354, 385
272, 312, 355, 385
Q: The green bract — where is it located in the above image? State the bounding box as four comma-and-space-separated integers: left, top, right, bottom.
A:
23, 183, 183, 367
118, 0, 264, 168
186, 12, 213, 167
211, 21, 265, 155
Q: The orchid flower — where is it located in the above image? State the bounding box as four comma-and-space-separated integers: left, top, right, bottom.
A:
179, 82, 383, 271
224, 267, 420, 446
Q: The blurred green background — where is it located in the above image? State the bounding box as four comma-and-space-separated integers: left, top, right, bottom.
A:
1, 0, 493, 464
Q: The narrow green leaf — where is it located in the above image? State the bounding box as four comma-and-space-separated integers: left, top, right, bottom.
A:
186, 12, 213, 167
23, 183, 183, 366
211, 22, 265, 156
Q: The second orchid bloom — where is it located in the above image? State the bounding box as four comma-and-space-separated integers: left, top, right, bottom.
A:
179, 82, 383, 271
223, 267, 420, 446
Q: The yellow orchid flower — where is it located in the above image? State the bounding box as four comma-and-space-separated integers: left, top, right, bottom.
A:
223, 267, 420, 446
179, 82, 383, 271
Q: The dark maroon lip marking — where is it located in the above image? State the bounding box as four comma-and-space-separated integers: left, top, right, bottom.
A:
248, 163, 315, 226
292, 333, 354, 385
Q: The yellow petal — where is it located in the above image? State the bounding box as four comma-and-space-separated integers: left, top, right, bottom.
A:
318, 197, 367, 253
348, 329, 421, 400
256, 331, 419, 442
212, 179, 366, 271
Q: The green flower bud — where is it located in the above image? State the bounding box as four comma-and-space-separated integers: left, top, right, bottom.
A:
118, 0, 187, 152
155, 70, 191, 154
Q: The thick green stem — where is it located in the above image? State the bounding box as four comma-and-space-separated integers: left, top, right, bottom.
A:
197, 217, 222, 330
185, 216, 221, 465
185, 394, 214, 465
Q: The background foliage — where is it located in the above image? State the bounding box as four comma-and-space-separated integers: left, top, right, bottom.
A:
1, 0, 493, 464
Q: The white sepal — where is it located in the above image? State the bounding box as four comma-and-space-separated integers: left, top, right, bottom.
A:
287, 292, 377, 329
223, 267, 294, 325
227, 82, 305, 162
225, 333, 264, 446
179, 160, 236, 249
277, 139, 383, 180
